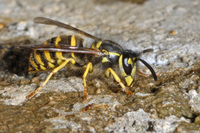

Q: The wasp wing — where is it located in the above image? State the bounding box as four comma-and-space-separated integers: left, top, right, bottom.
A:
33, 17, 101, 41
18, 44, 105, 56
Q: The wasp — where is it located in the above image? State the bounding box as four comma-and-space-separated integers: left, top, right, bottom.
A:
18, 17, 157, 99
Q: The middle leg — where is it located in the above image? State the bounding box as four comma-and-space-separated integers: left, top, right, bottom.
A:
82, 62, 93, 99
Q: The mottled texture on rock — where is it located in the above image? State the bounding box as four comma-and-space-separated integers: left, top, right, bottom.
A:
0, 0, 200, 132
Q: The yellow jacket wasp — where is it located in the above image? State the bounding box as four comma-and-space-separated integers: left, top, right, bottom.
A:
18, 17, 157, 99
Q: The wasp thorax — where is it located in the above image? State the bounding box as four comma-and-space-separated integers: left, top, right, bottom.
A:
92, 40, 123, 64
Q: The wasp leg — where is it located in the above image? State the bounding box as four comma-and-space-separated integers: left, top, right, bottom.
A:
137, 69, 150, 77
105, 68, 133, 95
82, 62, 93, 99
27, 58, 76, 99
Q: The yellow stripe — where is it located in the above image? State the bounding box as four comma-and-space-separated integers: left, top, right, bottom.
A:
96, 41, 102, 48
102, 57, 110, 63
71, 35, 76, 46
40, 65, 46, 70
103, 49, 120, 56
131, 65, 137, 77
34, 50, 44, 66
91, 43, 95, 49
29, 66, 36, 71
56, 52, 65, 60
54, 36, 65, 60
119, 55, 127, 77
44, 51, 54, 63
30, 60, 38, 69
44, 41, 48, 44
57, 59, 63, 65
125, 76, 133, 86
71, 35, 76, 59
102, 49, 108, 54
102, 49, 107, 52
128, 58, 133, 65
108, 52, 120, 56
48, 62, 55, 68
55, 36, 61, 47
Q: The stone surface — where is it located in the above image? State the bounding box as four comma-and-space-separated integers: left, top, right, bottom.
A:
0, 0, 200, 132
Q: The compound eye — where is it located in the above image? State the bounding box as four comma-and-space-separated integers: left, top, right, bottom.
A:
122, 54, 132, 75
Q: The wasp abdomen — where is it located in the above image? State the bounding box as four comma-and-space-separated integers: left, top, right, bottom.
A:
45, 35, 84, 47
29, 35, 85, 72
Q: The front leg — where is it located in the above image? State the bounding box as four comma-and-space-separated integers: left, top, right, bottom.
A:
105, 68, 133, 95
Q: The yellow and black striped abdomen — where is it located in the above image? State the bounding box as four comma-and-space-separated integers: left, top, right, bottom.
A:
44, 35, 84, 47
29, 50, 57, 72
29, 35, 84, 72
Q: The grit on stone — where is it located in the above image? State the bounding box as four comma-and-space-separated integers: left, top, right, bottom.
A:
0, 0, 200, 132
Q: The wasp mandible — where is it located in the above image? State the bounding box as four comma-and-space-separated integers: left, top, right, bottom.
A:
18, 17, 157, 99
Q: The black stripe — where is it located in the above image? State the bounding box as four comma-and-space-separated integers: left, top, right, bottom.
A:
50, 51, 60, 67
33, 50, 42, 70
50, 37, 57, 44
36, 50, 49, 69
60, 35, 71, 45
29, 53, 37, 71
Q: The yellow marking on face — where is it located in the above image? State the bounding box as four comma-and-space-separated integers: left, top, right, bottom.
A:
44, 51, 54, 63
96, 41, 102, 48
125, 76, 134, 86
119, 55, 123, 67
119, 55, 127, 77
40, 65, 46, 70
102, 57, 110, 63
48, 62, 55, 68
131, 65, 137, 77
34, 50, 44, 66
127, 58, 133, 65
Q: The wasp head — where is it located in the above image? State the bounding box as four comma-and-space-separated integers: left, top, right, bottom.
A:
119, 50, 157, 86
